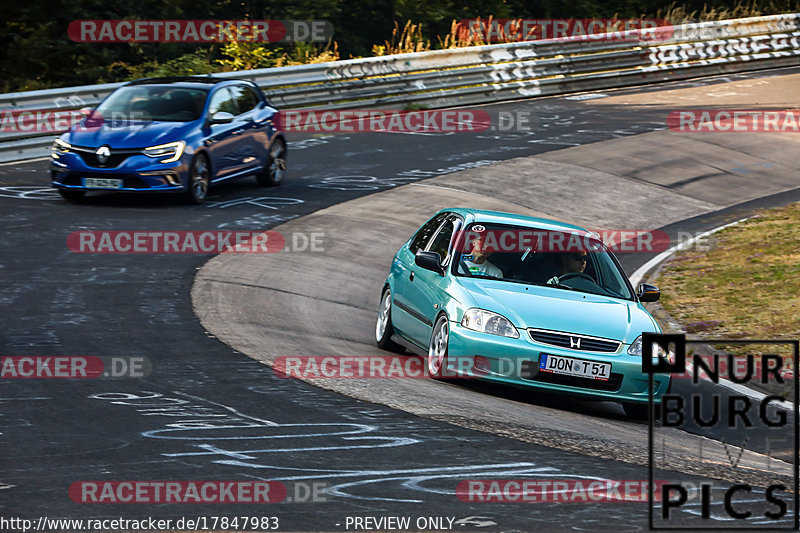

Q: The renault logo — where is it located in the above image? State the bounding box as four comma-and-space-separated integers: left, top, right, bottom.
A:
96, 146, 110, 164
569, 336, 581, 349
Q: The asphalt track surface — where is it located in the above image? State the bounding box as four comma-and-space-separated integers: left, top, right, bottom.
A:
0, 67, 798, 532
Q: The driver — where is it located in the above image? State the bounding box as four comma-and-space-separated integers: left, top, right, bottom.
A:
546, 251, 588, 285
462, 232, 503, 278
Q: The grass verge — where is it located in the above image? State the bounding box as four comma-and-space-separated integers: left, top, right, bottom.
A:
655, 201, 799, 381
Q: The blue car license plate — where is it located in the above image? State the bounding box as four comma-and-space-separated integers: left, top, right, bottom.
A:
83, 177, 123, 189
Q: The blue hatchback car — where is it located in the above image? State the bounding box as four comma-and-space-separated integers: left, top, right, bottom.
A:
51, 76, 286, 203
375, 208, 672, 419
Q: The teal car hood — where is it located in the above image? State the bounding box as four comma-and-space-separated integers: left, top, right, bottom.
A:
457, 278, 657, 344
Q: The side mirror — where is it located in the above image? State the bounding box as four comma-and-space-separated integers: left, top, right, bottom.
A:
415, 250, 444, 275
638, 283, 660, 302
209, 111, 235, 124
79, 107, 95, 117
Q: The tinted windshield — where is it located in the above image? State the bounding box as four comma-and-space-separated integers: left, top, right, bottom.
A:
452, 223, 635, 300
95, 86, 209, 122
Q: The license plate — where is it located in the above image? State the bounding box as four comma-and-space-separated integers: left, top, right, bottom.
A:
83, 177, 122, 189
539, 354, 611, 380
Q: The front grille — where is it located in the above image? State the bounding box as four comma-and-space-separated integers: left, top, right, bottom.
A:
72, 145, 141, 168
521, 361, 623, 391
528, 328, 620, 353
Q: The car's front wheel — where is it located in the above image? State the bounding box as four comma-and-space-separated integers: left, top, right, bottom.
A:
375, 287, 403, 353
257, 138, 286, 187
185, 153, 210, 204
58, 189, 86, 202
427, 315, 449, 378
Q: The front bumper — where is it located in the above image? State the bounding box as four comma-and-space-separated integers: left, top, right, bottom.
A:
445, 321, 671, 404
50, 151, 189, 193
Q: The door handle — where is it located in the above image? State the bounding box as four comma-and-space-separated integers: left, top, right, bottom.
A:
409, 271, 414, 281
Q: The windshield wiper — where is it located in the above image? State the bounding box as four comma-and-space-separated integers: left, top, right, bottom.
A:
546, 282, 577, 291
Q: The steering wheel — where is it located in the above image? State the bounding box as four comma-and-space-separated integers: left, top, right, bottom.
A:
558, 272, 596, 284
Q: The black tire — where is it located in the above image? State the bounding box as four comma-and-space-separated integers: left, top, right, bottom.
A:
58, 189, 86, 202
185, 153, 210, 204
427, 315, 449, 379
375, 287, 404, 353
257, 137, 287, 187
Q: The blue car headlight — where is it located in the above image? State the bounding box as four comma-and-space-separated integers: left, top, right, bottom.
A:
461, 308, 519, 338
51, 138, 71, 159
144, 141, 186, 163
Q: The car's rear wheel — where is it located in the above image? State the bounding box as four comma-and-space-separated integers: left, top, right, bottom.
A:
257, 138, 286, 187
375, 287, 403, 353
186, 153, 210, 204
427, 315, 449, 378
58, 189, 86, 202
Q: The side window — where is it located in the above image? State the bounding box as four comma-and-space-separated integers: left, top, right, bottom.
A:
229, 85, 259, 114
409, 213, 449, 254
208, 88, 237, 116
428, 217, 455, 264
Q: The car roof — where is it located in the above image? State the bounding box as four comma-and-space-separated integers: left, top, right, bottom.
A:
125, 76, 254, 89
441, 208, 595, 235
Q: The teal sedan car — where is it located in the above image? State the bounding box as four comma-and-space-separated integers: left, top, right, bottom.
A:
375, 208, 671, 419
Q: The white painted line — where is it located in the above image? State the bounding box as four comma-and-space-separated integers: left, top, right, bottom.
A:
564, 93, 608, 100
0, 156, 50, 166
688, 363, 796, 411
629, 217, 750, 287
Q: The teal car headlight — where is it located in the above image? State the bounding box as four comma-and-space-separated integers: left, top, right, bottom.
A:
144, 141, 185, 163
628, 334, 675, 363
461, 308, 519, 338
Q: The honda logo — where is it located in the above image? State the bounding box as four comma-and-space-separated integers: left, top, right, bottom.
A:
569, 336, 581, 349
96, 145, 110, 164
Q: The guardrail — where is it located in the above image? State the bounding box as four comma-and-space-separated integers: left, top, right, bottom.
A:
1, 14, 798, 162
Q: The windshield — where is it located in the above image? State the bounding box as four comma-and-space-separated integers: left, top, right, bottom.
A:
94, 86, 209, 122
452, 223, 635, 300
